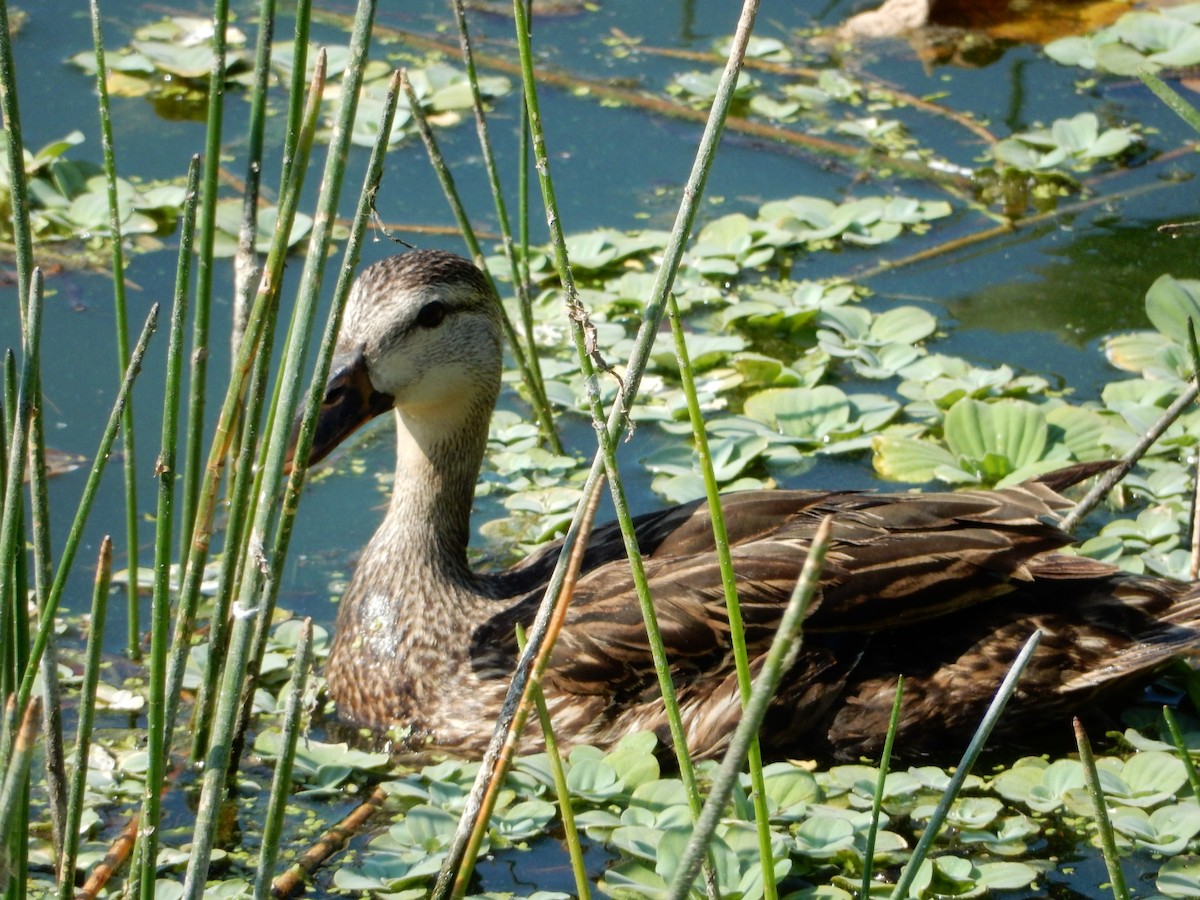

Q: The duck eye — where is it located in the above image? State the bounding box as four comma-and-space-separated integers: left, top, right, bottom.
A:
415, 301, 446, 329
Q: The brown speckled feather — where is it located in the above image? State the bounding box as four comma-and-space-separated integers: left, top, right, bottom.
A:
305, 251, 1200, 761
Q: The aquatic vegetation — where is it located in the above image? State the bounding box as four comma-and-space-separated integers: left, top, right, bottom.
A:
0, 131, 186, 249
69, 14, 511, 142
1046, 3, 1200, 75
990, 112, 1140, 173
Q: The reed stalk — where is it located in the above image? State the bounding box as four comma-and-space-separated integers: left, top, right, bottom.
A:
448, 0, 560, 453
0, 0, 33, 315
0, 348, 27, 894
1139, 68, 1200, 136
253, 619, 315, 900
517, 624, 591, 900
664, 516, 831, 900
888, 631, 1043, 900
135, 155, 200, 900
434, 1, 761, 892
1163, 706, 1200, 797
27, 318, 63, 858
0, 13, 50, 850
668, 291, 777, 899
1074, 718, 1131, 900
0, 357, 12, 704
0, 697, 38, 843
231, 0, 277, 356
400, 72, 561, 455
178, 0, 230, 571
861, 676, 904, 898
185, 0, 390, 881
189, 0, 306, 752
506, 0, 712, 869
16, 305, 157, 720
0, 269, 38, 691
1062, 382, 1199, 532
160, 50, 324, 759
56, 538, 112, 899
234, 2, 390, 769
87, 0, 141, 661
188, 318, 269, 762
178, 52, 327, 896
445, 475, 607, 900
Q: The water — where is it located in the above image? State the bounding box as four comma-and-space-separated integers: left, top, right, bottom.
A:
7, 0, 1200, 894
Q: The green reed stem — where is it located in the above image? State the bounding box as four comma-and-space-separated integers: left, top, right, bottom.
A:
667, 291, 777, 899
448, 0, 560, 453
0, 0, 33, 318
0, 698, 38, 846
178, 0, 229, 572
0, 354, 14, 701
506, 0, 689, 816
1139, 68, 1200, 136
189, 330, 266, 763
0, 270, 38, 675
253, 619, 314, 900
1, 270, 42, 742
1163, 705, 1200, 797
88, 0, 141, 660
161, 52, 323, 760
0, 348, 28, 899
516, 624, 591, 900
280, 0, 312, 182
665, 516, 830, 900
435, 1, 760, 894
0, 19, 61, 831
56, 538, 112, 899
1169, 658, 1200, 716
136, 156, 200, 900
190, 307, 273, 763
1063, 381, 1198, 532
1074, 718, 1130, 900
231, 0, 277, 356
269, 67, 400, 781
185, 0, 383, 871
233, 0, 382, 769
401, 72, 561, 455
17, 305, 157, 721
889, 631, 1043, 900
516, 0, 531, 289
174, 47, 326, 880
192, 0, 307, 763
443, 3, 707, 893
26, 325, 64, 857
861, 676, 904, 899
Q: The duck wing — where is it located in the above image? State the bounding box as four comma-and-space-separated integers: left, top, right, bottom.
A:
471, 466, 1127, 756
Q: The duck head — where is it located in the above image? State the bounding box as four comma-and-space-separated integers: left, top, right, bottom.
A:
294, 250, 505, 468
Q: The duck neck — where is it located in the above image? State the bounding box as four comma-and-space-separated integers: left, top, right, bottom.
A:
384, 395, 493, 590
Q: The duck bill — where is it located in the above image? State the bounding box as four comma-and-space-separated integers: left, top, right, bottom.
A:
287, 349, 395, 470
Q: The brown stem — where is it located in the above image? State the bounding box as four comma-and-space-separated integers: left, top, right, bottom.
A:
852, 176, 1184, 282
446, 475, 606, 899
270, 785, 389, 898
77, 813, 139, 900
611, 28, 998, 148
311, 12, 970, 189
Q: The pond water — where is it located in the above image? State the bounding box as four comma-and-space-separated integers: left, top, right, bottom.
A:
8, 0, 1200, 896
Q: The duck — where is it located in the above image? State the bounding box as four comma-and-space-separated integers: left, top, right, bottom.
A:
294, 248, 1200, 761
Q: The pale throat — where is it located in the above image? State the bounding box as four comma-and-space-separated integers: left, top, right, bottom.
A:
386, 399, 492, 579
